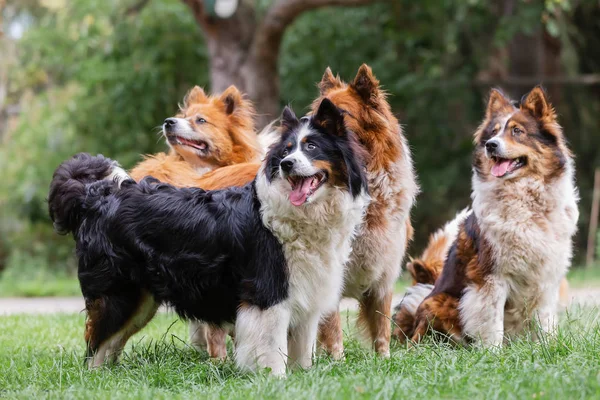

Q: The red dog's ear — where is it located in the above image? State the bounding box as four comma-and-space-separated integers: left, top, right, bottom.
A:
183, 86, 207, 108
318, 67, 343, 95
350, 64, 380, 104
485, 88, 513, 118
520, 86, 555, 121
219, 85, 244, 115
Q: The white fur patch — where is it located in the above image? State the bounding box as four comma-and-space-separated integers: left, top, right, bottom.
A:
105, 165, 131, 188
257, 119, 281, 159
235, 303, 290, 376
396, 283, 433, 315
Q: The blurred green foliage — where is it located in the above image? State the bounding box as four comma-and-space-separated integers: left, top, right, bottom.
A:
1, 0, 599, 284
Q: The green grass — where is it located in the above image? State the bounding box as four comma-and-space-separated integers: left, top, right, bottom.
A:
1, 308, 600, 399
567, 267, 600, 288
2, 265, 599, 298
0, 276, 80, 297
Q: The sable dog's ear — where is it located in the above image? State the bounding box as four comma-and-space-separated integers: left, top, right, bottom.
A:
350, 64, 380, 105
183, 86, 207, 108
520, 85, 556, 121
318, 67, 343, 94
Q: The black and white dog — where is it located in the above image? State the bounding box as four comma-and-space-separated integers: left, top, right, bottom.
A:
48, 99, 369, 375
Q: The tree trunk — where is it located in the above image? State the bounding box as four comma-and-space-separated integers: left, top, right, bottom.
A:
183, 0, 377, 128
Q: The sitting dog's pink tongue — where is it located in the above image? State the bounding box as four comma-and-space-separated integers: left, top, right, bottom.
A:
491, 159, 511, 177
289, 178, 312, 206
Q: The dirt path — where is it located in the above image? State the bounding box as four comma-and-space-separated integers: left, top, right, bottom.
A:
1, 288, 599, 316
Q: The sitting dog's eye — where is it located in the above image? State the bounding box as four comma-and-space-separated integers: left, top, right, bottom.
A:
196, 117, 206, 124
492, 128, 498, 135
282, 149, 289, 157
513, 127, 521, 135
306, 143, 317, 151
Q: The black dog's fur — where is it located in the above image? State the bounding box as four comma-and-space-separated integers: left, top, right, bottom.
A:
48, 99, 366, 366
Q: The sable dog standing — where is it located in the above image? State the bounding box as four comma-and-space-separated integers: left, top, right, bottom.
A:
48, 100, 369, 375
314, 65, 418, 358
395, 87, 578, 345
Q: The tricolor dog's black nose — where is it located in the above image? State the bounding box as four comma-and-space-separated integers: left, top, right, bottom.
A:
485, 139, 499, 153
280, 159, 295, 173
164, 118, 177, 127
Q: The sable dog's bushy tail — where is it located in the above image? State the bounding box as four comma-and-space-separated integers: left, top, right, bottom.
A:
48, 153, 128, 235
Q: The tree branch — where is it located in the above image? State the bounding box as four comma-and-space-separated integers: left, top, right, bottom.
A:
181, 0, 208, 30
125, 0, 151, 16
261, 0, 378, 43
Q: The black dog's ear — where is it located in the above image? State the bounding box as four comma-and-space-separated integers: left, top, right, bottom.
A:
313, 98, 345, 137
280, 106, 299, 131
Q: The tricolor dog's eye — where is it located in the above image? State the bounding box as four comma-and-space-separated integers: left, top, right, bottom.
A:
282, 149, 289, 157
306, 142, 317, 151
196, 117, 207, 124
512, 127, 522, 135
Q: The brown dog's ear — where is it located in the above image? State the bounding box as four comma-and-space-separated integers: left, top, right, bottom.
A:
520, 86, 555, 120
318, 67, 343, 94
219, 85, 244, 115
350, 64, 380, 104
485, 88, 513, 117
407, 260, 434, 285
183, 86, 207, 108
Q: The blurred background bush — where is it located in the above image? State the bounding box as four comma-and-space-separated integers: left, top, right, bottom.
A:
1, 0, 599, 294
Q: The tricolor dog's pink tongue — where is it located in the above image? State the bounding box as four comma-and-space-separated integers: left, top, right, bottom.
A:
491, 159, 511, 177
289, 178, 312, 206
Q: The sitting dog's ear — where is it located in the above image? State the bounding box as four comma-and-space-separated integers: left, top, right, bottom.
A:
407, 260, 434, 285
313, 98, 345, 137
281, 106, 299, 131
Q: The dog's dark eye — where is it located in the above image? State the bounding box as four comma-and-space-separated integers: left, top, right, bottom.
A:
492, 128, 498, 135
513, 127, 522, 135
282, 149, 289, 157
196, 117, 206, 124
306, 142, 317, 151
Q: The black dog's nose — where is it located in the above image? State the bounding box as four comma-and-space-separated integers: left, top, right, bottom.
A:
280, 159, 295, 173
164, 118, 177, 127
485, 139, 499, 153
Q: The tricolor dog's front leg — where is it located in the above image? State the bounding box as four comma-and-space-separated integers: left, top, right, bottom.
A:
234, 303, 290, 376
459, 279, 508, 348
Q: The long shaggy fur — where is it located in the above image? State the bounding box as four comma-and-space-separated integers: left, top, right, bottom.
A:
48, 99, 369, 376
397, 87, 579, 347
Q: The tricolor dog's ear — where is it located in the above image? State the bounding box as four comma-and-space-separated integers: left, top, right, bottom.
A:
350, 64, 380, 105
407, 260, 434, 285
219, 85, 244, 115
485, 88, 513, 118
520, 85, 556, 121
280, 106, 299, 131
183, 86, 208, 108
313, 98, 345, 137
318, 67, 343, 94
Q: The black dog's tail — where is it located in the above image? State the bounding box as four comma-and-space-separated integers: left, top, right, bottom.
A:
48, 153, 130, 235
